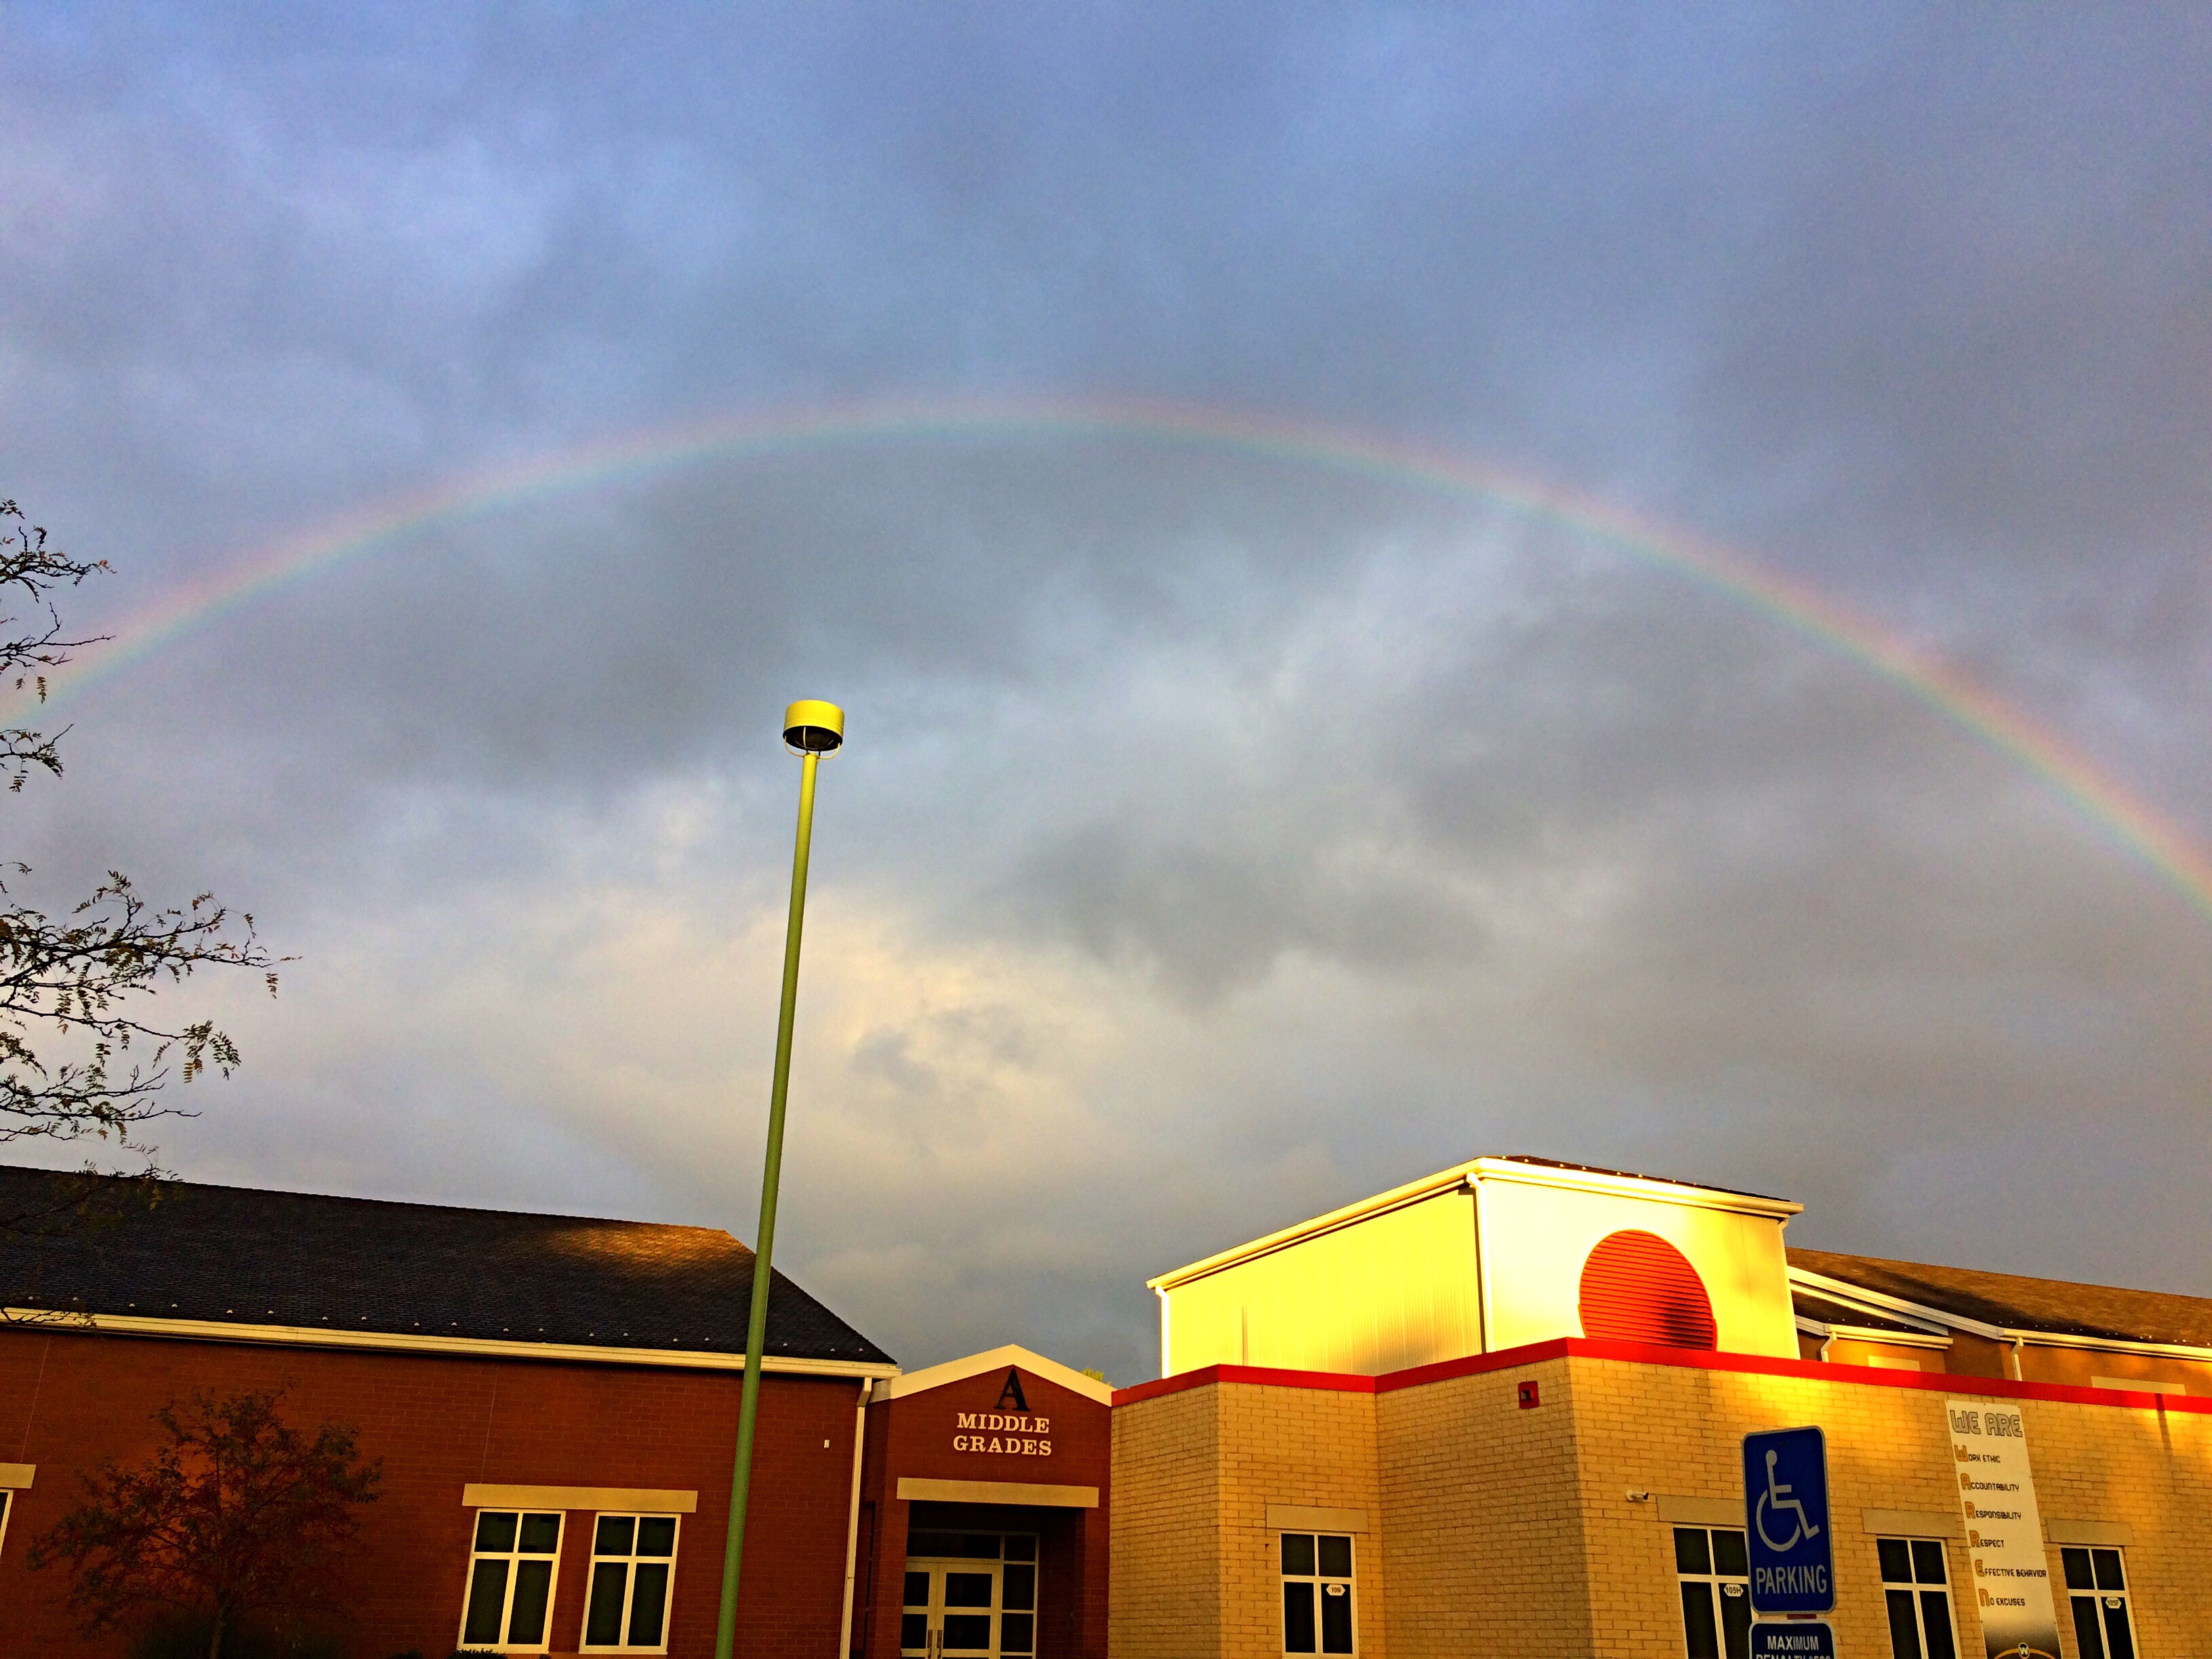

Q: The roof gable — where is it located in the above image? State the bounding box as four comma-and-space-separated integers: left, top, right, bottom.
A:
875, 1344, 1112, 1405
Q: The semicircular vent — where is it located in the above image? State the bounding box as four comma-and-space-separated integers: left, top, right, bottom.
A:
1577, 1229, 1718, 1349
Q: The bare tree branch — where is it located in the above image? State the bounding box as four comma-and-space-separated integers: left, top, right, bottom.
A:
0, 503, 283, 1166
0, 499, 109, 793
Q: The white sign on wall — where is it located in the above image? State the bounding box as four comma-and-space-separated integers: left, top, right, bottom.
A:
1946, 1399, 2062, 1659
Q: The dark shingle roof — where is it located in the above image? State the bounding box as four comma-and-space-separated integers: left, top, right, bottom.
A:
1790, 1247, 2212, 1349
0, 1164, 893, 1367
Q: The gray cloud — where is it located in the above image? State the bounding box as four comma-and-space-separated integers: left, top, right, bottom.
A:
0, 3, 2205, 1384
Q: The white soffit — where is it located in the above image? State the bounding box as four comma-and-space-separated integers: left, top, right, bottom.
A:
874, 1343, 1112, 1405
3, 1307, 898, 1378
1786, 1269, 2008, 1341
1795, 1316, 1953, 1351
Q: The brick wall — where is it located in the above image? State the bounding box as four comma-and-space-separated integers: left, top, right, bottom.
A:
1109, 1381, 1224, 1659
1376, 1355, 1588, 1657
1561, 1353, 2212, 1659
1109, 1376, 1384, 1659
0, 1324, 865, 1658
1113, 1345, 2212, 1659
1217, 1382, 1385, 1659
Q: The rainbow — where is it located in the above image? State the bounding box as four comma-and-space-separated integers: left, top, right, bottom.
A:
24, 396, 2212, 921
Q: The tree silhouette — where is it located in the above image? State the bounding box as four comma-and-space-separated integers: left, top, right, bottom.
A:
28, 1389, 382, 1659
0, 501, 278, 1174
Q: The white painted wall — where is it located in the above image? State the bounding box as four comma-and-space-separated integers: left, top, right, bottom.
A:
1151, 1158, 1803, 1377
1475, 1170, 1799, 1357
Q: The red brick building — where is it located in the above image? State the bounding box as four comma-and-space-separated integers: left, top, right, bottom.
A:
851, 1347, 1112, 1659
17, 1152, 2211, 1659
0, 1166, 896, 1658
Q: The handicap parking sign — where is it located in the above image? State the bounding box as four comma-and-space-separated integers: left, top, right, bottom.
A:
1742, 1427, 1833, 1615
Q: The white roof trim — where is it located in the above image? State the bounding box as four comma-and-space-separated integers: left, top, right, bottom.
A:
1791, 1280, 1951, 1336
1795, 1315, 1952, 1351
1148, 1160, 1479, 1290
4, 1307, 898, 1378
1994, 1328, 2212, 1363
1788, 1269, 2212, 1361
872, 1344, 1112, 1405
1469, 1158, 1802, 1219
1787, 1267, 2009, 1340
1150, 1155, 1800, 1290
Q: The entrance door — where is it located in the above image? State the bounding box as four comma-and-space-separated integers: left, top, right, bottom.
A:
901, 1561, 1002, 1659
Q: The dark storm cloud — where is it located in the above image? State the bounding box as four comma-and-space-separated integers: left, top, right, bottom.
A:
0, 4, 2205, 1380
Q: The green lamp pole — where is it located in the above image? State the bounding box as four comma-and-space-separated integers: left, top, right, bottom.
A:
714, 698, 846, 1659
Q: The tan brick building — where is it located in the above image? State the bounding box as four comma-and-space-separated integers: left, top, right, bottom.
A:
9, 1155, 2205, 1659
1111, 1157, 2212, 1659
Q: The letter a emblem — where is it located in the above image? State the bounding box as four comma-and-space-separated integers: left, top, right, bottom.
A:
996, 1368, 1030, 1412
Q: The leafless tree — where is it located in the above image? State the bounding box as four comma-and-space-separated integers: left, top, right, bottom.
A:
0, 501, 279, 1183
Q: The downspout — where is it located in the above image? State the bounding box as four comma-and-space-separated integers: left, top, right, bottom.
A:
838, 1379, 873, 1659
1155, 1286, 1172, 1377
2008, 1337, 2024, 1382
1819, 1335, 1833, 1364
1468, 1175, 1491, 1354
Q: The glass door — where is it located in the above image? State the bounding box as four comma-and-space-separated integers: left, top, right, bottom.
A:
901, 1561, 1001, 1659
898, 1532, 1038, 1659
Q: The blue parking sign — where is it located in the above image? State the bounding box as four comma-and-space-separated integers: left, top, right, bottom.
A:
1742, 1427, 1833, 1614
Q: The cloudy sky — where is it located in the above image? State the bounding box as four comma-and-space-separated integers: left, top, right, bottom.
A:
3, 5, 2207, 1382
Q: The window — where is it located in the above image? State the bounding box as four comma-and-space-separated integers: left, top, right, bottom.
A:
1281, 1532, 1354, 1655
1673, 1526, 1750, 1659
1877, 1537, 1957, 1659
1001, 1534, 1037, 1659
460, 1510, 564, 1652
2062, 1547, 2137, 1659
583, 1513, 680, 1652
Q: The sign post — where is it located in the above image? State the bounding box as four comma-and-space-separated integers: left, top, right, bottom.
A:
1744, 1425, 1835, 1655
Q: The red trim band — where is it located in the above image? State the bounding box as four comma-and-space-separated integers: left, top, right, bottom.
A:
1113, 1338, 2212, 1414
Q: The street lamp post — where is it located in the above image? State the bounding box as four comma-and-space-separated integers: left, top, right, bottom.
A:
714, 698, 846, 1659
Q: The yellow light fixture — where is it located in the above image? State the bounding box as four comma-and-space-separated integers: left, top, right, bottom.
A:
782, 699, 845, 752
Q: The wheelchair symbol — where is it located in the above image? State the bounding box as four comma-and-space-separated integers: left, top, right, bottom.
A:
1754, 1448, 1822, 1553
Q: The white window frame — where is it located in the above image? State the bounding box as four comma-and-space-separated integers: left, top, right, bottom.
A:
1875, 1535, 1959, 1659
2061, 1545, 2138, 1659
1279, 1530, 1357, 1656
457, 1508, 566, 1654
998, 1532, 1040, 1659
581, 1511, 682, 1654
1672, 1524, 1751, 1659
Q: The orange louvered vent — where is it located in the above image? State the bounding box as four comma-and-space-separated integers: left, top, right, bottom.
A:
1577, 1230, 1718, 1349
